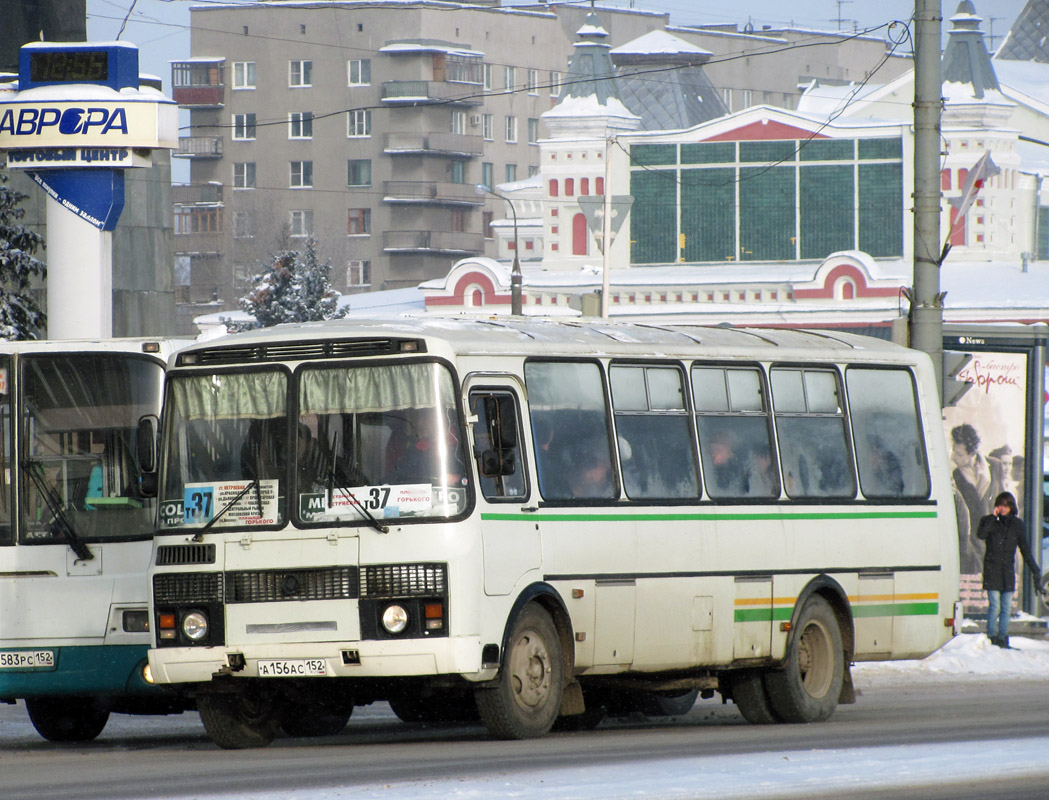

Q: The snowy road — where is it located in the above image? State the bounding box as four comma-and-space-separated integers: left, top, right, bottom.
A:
2, 634, 1049, 800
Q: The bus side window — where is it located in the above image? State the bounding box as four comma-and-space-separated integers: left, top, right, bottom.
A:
845, 367, 930, 499
469, 390, 527, 500
770, 368, 855, 500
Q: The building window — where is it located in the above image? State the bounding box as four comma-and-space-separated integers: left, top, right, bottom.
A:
565, 177, 574, 196
451, 161, 466, 184
451, 110, 467, 136
549, 179, 558, 197
550, 71, 561, 97
347, 208, 371, 235
347, 260, 371, 289
483, 210, 494, 238
289, 111, 313, 139
450, 208, 467, 232
233, 161, 256, 188
481, 162, 493, 189
232, 113, 256, 140
572, 213, 588, 255
504, 65, 515, 90
722, 88, 732, 111
347, 159, 371, 187
173, 205, 222, 234
290, 209, 312, 237
483, 63, 493, 91
347, 58, 370, 86
348, 109, 371, 137
232, 61, 256, 90
741, 89, 752, 107
290, 59, 312, 87
447, 56, 483, 84
233, 210, 255, 238
527, 69, 539, 95
505, 115, 517, 143
505, 163, 517, 183
482, 113, 493, 141
596, 176, 604, 195
527, 118, 539, 144
528, 165, 539, 177
290, 160, 313, 188
580, 177, 589, 195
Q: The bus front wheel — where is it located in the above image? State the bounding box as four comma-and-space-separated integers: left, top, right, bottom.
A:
764, 595, 844, 723
476, 603, 563, 739
25, 696, 109, 742
197, 688, 279, 749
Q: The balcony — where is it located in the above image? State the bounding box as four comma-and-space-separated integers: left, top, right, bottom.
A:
175, 136, 223, 159
383, 181, 484, 206
381, 81, 483, 106
383, 230, 484, 255
173, 182, 223, 205
383, 132, 483, 157
172, 60, 225, 108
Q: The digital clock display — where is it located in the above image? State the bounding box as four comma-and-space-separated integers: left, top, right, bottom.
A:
29, 50, 110, 83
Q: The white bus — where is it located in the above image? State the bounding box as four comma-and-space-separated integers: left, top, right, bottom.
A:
145, 318, 961, 748
0, 338, 189, 741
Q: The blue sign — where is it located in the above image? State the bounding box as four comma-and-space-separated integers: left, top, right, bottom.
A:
19, 43, 139, 91
30, 170, 125, 231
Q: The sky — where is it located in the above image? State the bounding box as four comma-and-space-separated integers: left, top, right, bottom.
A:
146, 632, 1049, 800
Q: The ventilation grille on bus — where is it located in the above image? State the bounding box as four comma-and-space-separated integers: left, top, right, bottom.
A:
153, 572, 224, 604
360, 563, 446, 598
225, 567, 358, 604
155, 543, 216, 566
176, 338, 425, 366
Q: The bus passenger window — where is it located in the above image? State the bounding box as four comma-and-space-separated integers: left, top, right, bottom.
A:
845, 368, 929, 499
525, 361, 616, 502
770, 368, 855, 499
469, 390, 527, 500
610, 365, 698, 500
692, 366, 779, 500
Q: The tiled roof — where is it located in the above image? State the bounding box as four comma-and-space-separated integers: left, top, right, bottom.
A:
996, 0, 1049, 62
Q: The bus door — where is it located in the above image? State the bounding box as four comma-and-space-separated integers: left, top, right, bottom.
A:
465, 380, 540, 597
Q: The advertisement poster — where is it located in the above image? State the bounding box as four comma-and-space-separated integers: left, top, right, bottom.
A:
942, 350, 1029, 616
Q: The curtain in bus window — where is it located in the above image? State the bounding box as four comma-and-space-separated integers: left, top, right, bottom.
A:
770, 368, 855, 499
525, 361, 615, 501
0, 356, 10, 544
299, 363, 446, 414
171, 371, 286, 420
610, 365, 698, 500
692, 366, 778, 500
846, 367, 930, 499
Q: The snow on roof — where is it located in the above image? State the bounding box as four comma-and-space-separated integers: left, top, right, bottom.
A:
379, 42, 484, 58
169, 56, 225, 63
942, 80, 1012, 106
995, 58, 1049, 111
542, 93, 639, 121
576, 23, 609, 38
796, 80, 886, 119
0, 82, 176, 103
610, 29, 712, 57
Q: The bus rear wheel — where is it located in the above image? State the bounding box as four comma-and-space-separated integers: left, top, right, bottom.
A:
25, 696, 110, 742
728, 671, 781, 724
197, 688, 279, 749
475, 604, 563, 739
764, 595, 843, 723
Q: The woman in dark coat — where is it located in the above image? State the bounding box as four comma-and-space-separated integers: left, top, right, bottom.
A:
977, 491, 1041, 648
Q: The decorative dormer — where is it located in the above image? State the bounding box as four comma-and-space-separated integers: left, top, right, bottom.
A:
941, 1, 1013, 128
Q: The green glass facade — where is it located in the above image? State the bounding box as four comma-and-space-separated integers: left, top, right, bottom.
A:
629, 137, 904, 265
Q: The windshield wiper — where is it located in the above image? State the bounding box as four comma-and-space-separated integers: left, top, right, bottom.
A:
191, 477, 260, 542
325, 431, 388, 534
21, 461, 93, 561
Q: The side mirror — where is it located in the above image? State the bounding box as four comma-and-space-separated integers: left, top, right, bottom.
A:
136, 415, 158, 497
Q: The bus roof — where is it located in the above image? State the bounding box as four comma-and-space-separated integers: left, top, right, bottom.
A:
176, 317, 923, 366
0, 336, 186, 358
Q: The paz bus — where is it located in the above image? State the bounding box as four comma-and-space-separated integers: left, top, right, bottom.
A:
0, 338, 190, 740
143, 318, 961, 748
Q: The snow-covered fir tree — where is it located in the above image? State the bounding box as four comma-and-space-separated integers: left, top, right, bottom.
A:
227, 239, 345, 332
0, 169, 46, 340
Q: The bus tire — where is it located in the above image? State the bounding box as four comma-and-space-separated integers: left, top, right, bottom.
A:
197, 689, 279, 749
729, 671, 781, 724
764, 595, 844, 723
279, 708, 351, 737
475, 603, 563, 739
25, 696, 109, 742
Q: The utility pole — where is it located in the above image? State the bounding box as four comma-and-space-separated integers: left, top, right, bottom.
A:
910, 0, 945, 398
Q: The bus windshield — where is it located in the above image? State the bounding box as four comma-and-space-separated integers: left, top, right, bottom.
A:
20, 354, 164, 543
159, 361, 468, 531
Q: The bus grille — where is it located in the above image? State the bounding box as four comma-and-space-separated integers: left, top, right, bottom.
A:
153, 572, 224, 603
177, 338, 424, 366
155, 543, 216, 566
361, 563, 446, 598
225, 567, 358, 603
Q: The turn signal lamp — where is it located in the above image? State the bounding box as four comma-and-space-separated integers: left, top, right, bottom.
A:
424, 601, 444, 631
158, 613, 176, 640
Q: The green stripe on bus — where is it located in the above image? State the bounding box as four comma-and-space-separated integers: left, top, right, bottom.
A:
481, 510, 938, 523
733, 602, 940, 623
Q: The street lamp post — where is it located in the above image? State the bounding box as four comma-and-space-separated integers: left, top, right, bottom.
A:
476, 184, 523, 316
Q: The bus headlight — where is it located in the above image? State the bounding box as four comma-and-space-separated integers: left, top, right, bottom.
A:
182, 611, 209, 641
381, 604, 409, 634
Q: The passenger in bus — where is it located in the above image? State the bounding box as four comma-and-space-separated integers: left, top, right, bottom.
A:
567, 436, 614, 499
295, 423, 327, 492
866, 434, 904, 497
387, 409, 464, 487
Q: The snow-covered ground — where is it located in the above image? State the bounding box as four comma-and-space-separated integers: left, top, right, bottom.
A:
197, 632, 1049, 800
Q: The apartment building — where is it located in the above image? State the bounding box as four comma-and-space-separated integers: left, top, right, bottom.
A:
172, 1, 910, 313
